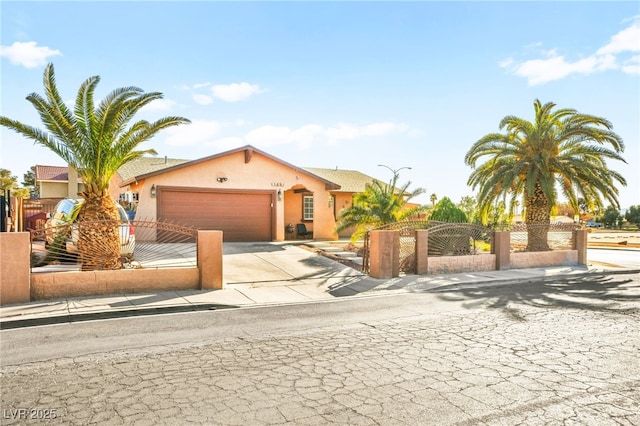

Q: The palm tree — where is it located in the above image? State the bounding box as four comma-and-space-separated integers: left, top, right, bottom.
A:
0, 63, 190, 269
430, 193, 438, 207
465, 99, 626, 251
336, 172, 428, 241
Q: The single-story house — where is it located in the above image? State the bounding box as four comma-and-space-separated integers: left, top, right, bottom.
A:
113, 145, 384, 241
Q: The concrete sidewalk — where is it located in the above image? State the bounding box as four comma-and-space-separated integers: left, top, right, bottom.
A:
1, 243, 635, 329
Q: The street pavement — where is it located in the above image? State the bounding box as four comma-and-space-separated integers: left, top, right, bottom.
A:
1, 243, 639, 425
1, 272, 639, 425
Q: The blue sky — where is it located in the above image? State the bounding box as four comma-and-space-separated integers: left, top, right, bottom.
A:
1, 1, 639, 209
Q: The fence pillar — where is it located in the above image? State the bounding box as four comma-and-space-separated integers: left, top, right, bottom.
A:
494, 231, 511, 270
0, 232, 31, 305
415, 230, 429, 275
198, 230, 223, 290
574, 229, 587, 265
369, 230, 400, 279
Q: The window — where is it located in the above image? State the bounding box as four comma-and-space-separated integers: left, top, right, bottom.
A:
303, 195, 314, 221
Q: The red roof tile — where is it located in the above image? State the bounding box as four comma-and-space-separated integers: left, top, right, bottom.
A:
35, 165, 69, 181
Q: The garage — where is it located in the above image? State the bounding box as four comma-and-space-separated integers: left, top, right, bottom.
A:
158, 187, 273, 241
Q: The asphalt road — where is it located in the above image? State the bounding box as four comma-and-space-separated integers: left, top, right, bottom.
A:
1, 273, 639, 425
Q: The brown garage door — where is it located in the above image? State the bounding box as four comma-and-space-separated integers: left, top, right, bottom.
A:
158, 188, 273, 241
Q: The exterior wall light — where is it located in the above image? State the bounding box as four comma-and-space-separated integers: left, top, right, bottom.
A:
277, 189, 283, 201
328, 194, 334, 208
216, 177, 228, 183
150, 184, 156, 198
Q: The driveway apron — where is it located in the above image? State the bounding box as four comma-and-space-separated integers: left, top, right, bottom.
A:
222, 242, 362, 288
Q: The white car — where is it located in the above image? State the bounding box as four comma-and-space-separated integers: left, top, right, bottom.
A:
44, 197, 135, 257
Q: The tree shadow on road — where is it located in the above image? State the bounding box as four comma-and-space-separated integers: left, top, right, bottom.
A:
429, 273, 640, 321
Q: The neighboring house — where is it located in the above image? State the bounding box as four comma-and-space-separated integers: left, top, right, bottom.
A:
117, 145, 385, 241
34, 165, 84, 198
108, 156, 190, 208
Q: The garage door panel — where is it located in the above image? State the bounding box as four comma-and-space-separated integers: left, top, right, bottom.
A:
158, 189, 272, 241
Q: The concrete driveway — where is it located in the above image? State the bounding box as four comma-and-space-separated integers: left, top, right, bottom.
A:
222, 242, 366, 301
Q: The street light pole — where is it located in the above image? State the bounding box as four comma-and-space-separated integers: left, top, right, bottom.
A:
377, 164, 412, 180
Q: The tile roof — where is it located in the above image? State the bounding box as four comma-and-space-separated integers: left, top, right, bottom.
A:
302, 168, 381, 193
119, 146, 342, 190
34, 165, 69, 182
116, 156, 190, 182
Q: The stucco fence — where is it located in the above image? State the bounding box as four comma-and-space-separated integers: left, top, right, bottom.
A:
0, 230, 223, 305
367, 226, 588, 279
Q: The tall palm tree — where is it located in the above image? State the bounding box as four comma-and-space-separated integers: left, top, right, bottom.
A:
465, 99, 625, 251
336, 172, 428, 241
430, 193, 438, 207
0, 63, 190, 269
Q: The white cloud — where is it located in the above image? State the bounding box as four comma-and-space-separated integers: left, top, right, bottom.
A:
622, 55, 640, 75
140, 98, 176, 112
245, 125, 296, 147
510, 53, 618, 85
163, 120, 222, 147
326, 122, 407, 144
192, 82, 211, 89
161, 120, 409, 150
0, 41, 61, 68
363, 122, 408, 136
181, 81, 264, 105
211, 82, 263, 102
326, 123, 361, 143
502, 18, 640, 85
292, 124, 324, 149
597, 20, 640, 55
178, 82, 210, 91
192, 93, 213, 105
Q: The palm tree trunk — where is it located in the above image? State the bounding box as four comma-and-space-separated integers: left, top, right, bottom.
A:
524, 181, 551, 251
77, 195, 122, 271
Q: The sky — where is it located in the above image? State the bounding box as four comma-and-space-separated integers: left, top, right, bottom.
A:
1, 1, 639, 209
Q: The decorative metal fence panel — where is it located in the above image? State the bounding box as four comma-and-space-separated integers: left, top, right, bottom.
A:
427, 223, 494, 257
362, 220, 450, 274
30, 220, 198, 273
509, 223, 580, 252
362, 220, 581, 274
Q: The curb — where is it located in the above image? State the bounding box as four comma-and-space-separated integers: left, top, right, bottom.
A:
0, 303, 238, 330
412, 268, 640, 293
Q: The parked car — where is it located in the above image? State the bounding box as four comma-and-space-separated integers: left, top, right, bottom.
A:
585, 220, 603, 228
44, 197, 135, 257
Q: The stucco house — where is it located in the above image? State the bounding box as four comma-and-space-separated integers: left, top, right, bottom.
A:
34, 165, 83, 198
33, 146, 416, 241
113, 145, 384, 241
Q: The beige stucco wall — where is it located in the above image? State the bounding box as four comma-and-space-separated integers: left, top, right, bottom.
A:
510, 250, 578, 269
0, 232, 31, 304
427, 254, 496, 274
109, 172, 124, 203
31, 268, 200, 299
40, 181, 69, 198
334, 193, 356, 238
125, 150, 339, 241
